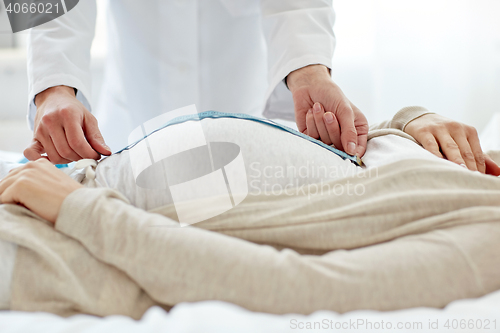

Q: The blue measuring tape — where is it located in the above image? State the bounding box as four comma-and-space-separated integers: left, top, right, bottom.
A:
117, 111, 363, 166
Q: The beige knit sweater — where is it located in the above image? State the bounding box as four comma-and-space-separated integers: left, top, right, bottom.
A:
1, 107, 499, 318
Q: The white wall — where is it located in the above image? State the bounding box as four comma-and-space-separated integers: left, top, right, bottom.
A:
1, 1, 500, 129
332, 0, 500, 131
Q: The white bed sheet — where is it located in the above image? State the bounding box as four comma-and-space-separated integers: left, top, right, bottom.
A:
1, 290, 499, 333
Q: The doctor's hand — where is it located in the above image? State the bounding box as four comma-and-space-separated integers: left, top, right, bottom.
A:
404, 113, 500, 176
287, 65, 369, 157
24, 86, 111, 164
0, 159, 83, 224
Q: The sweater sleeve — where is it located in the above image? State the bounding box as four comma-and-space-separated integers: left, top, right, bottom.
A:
55, 187, 328, 314
369, 106, 435, 131
260, 0, 336, 121
54, 174, 498, 314
367, 106, 435, 143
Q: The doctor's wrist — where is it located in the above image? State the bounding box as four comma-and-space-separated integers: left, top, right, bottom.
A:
35, 85, 77, 107
286, 65, 331, 93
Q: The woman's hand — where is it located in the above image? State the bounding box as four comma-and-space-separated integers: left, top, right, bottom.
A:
309, 109, 500, 176
0, 159, 83, 223
405, 114, 500, 176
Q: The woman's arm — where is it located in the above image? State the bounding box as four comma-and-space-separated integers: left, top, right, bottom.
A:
313, 105, 500, 175
0, 160, 346, 314
368, 106, 434, 132
2, 159, 499, 314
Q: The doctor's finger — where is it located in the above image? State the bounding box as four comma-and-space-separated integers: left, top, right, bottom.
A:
336, 105, 358, 155
323, 112, 342, 149
24, 139, 45, 161
50, 130, 83, 162
312, 103, 332, 145
39, 132, 72, 165
66, 121, 101, 160
305, 109, 319, 139
83, 115, 111, 156
294, 104, 309, 135
466, 130, 486, 174
355, 133, 368, 157
351, 104, 369, 157
33, 128, 70, 164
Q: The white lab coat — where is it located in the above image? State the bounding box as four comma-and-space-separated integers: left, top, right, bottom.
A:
27, 0, 336, 151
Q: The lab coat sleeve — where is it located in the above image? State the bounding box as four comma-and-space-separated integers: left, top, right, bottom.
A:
260, 0, 336, 121
26, 0, 96, 130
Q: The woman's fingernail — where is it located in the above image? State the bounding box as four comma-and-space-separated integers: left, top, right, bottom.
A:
313, 102, 321, 113
324, 112, 334, 124
347, 142, 356, 155
460, 163, 467, 168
